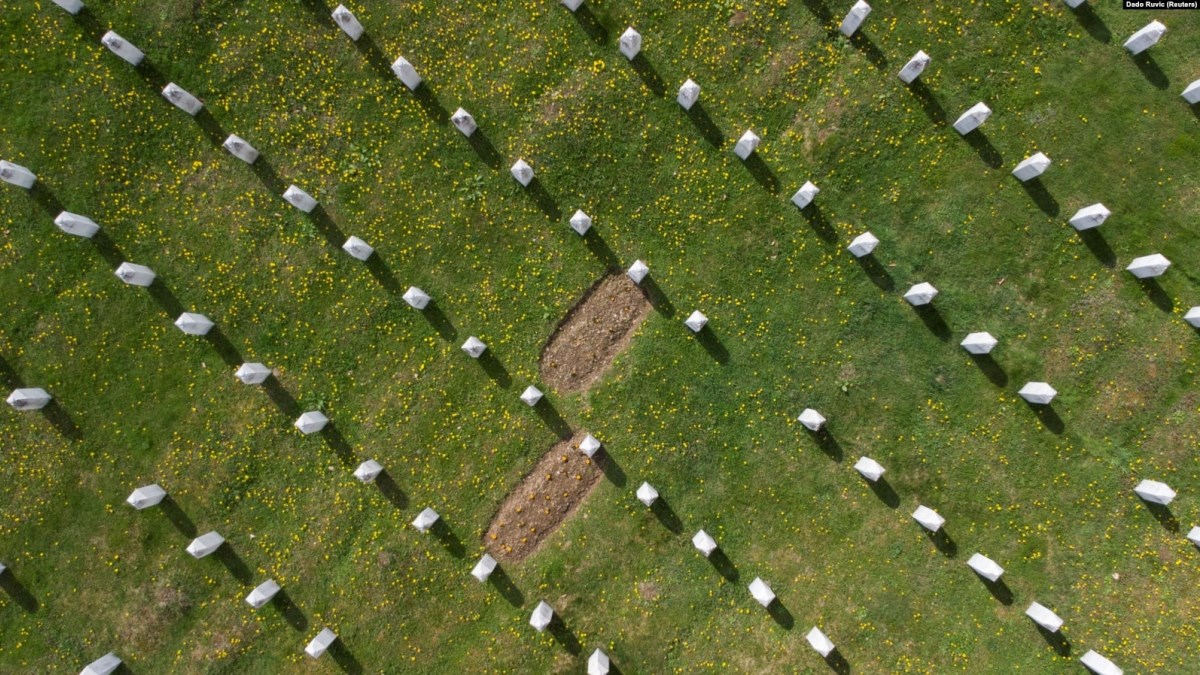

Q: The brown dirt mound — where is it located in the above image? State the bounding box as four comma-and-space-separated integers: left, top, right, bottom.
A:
484, 431, 605, 562
539, 273, 651, 394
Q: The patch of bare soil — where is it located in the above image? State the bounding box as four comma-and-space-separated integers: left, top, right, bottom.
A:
484, 431, 605, 562
539, 273, 651, 394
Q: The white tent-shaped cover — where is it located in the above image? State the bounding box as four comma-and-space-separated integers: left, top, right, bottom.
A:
114, 262, 156, 287
510, 159, 534, 186
1125, 253, 1170, 278
618, 27, 642, 60
222, 134, 260, 164
839, 0, 871, 37
854, 456, 885, 482
1183, 79, 1200, 105
692, 529, 718, 557
1185, 307, 1200, 328
847, 231, 879, 258
1134, 479, 1176, 505
797, 408, 826, 432
530, 600, 554, 632
162, 83, 203, 116
960, 332, 998, 355
282, 185, 318, 213
471, 553, 497, 582
1187, 526, 1200, 547
451, 107, 477, 137
791, 181, 820, 209
1025, 601, 1063, 632
579, 434, 602, 458
175, 312, 214, 336
342, 236, 374, 261
1068, 203, 1110, 231
588, 648, 611, 675
748, 577, 776, 607
569, 209, 593, 236
1124, 20, 1166, 55
677, 78, 700, 110
306, 628, 337, 658
332, 5, 364, 41
966, 553, 1004, 582
733, 130, 760, 160
7, 387, 52, 410
101, 31, 145, 66
912, 505, 945, 532
294, 411, 329, 434
235, 362, 271, 385
0, 160, 37, 189
52, 0, 84, 15
684, 310, 708, 333
54, 211, 100, 238
806, 626, 836, 657
953, 102, 991, 135
354, 460, 383, 483
1018, 382, 1057, 404
126, 484, 166, 510
412, 507, 440, 533
1080, 649, 1123, 675
80, 652, 122, 675
636, 482, 659, 507
391, 57, 422, 90
520, 385, 543, 406
403, 286, 431, 310
186, 531, 225, 558
461, 336, 487, 358
903, 282, 938, 306
627, 259, 649, 285
245, 579, 281, 608
898, 50, 930, 84
1011, 152, 1051, 182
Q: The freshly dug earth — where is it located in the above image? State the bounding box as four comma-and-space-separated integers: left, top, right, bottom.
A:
539, 273, 652, 393
484, 431, 606, 562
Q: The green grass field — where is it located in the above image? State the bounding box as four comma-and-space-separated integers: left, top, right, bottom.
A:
2, 0, 1199, 672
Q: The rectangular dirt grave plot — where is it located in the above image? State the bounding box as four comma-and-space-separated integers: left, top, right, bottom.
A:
484, 431, 607, 562
539, 273, 651, 394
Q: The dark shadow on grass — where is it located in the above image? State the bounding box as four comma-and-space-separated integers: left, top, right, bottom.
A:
488, 564, 525, 607
297, 0, 336, 28
0, 568, 39, 612
328, 638, 364, 675
91, 231, 126, 268
352, 34, 394, 80
477, 351, 512, 388
272, 589, 309, 631
766, 599, 794, 629
596, 449, 627, 487
249, 156, 286, 195
320, 423, 357, 466
1019, 178, 1059, 217
430, 519, 467, 558
1137, 278, 1173, 313
805, 428, 843, 462
534, 398, 573, 440
0, 354, 20, 388
215, 544, 253, 584
262, 375, 301, 419
467, 129, 502, 169
1139, 499, 1180, 533
523, 178, 562, 221
801, 203, 837, 243
650, 497, 684, 534
629, 54, 666, 96
907, 80, 947, 127
1131, 52, 1169, 90
414, 84, 450, 125
824, 648, 851, 674
363, 251, 406, 297
639, 275, 676, 318
854, 255, 894, 290
193, 108, 228, 148
866, 477, 900, 509
159, 495, 198, 537
572, 5, 609, 44
695, 326, 730, 364
913, 304, 951, 341
1070, 3, 1110, 43
708, 548, 739, 582
40, 400, 82, 441
801, 0, 834, 24
418, 300, 458, 342
685, 102, 724, 148
306, 206, 348, 251
582, 228, 621, 270
375, 470, 409, 510
1076, 228, 1116, 268
204, 327, 243, 368
924, 528, 957, 557
969, 353, 1008, 387
28, 182, 64, 220
72, 8, 107, 42
979, 576, 1014, 605
133, 60, 168, 90
1023, 400, 1064, 435
1036, 625, 1071, 657
743, 154, 780, 194
963, 131, 1002, 169
548, 614, 583, 655
849, 31, 887, 70
147, 279, 185, 319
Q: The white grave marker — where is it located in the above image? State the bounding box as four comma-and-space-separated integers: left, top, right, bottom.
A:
569, 209, 592, 235
797, 408, 826, 432
840, 1, 871, 37
342, 236, 374, 261
967, 553, 1004, 582
627, 259, 649, 285
412, 507, 440, 533
912, 505, 945, 532
354, 460, 383, 483
588, 648, 611, 675
847, 232, 879, 258
451, 107, 477, 137
1025, 602, 1063, 632
618, 27, 642, 60
235, 362, 271, 385
305, 628, 337, 659
126, 484, 166, 510
960, 332, 998, 355
903, 282, 938, 306
52, 0, 84, 14
1183, 79, 1200, 105
684, 310, 708, 333
6, 388, 52, 410
245, 579, 280, 609
748, 577, 775, 607
791, 181, 820, 209
283, 185, 318, 213
461, 336, 487, 358
0, 161, 36, 189
854, 456, 885, 482
186, 531, 225, 558
1018, 382, 1057, 405
510, 159, 534, 186
1134, 479, 1175, 506
402, 286, 431, 310
101, 31, 144, 66
1011, 152, 1051, 182
1068, 203, 1109, 231
677, 78, 700, 110
579, 434, 601, 458
174, 312, 214, 336
391, 57, 422, 89
520, 385, 543, 406
1080, 650, 1123, 675
332, 5, 364, 41
806, 626, 836, 657
1125, 253, 1170, 279
898, 50, 931, 84
1124, 20, 1166, 55
530, 600, 554, 632
953, 102, 991, 135
692, 530, 718, 557
636, 482, 659, 507
294, 411, 329, 434
471, 553, 497, 582
222, 134, 260, 164
114, 262, 156, 287
162, 83, 203, 116
54, 212, 100, 238
733, 130, 760, 160
80, 653, 122, 675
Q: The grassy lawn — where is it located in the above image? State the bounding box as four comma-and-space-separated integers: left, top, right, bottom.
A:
1, 0, 1199, 672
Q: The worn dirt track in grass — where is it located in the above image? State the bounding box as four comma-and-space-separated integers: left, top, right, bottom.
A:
539, 273, 651, 394
484, 431, 605, 562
